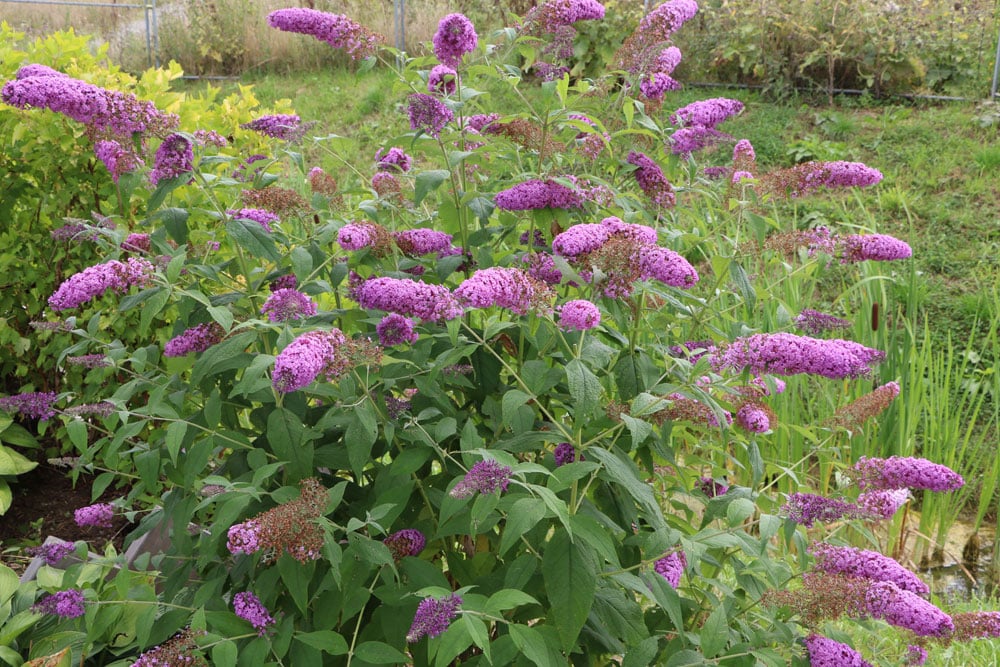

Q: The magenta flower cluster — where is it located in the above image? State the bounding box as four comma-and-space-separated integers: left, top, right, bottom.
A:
804, 634, 873, 667
853, 456, 964, 492
553, 442, 579, 466
227, 520, 262, 555
149, 133, 194, 185
530, 0, 606, 32
433, 13, 478, 68
450, 459, 513, 498
0, 391, 57, 420
711, 333, 885, 379
638, 0, 699, 40
670, 126, 732, 158
260, 288, 317, 322
407, 594, 463, 642
376, 314, 418, 347
350, 275, 463, 322
267, 8, 381, 59
95, 140, 142, 183
407, 93, 454, 137
428, 64, 458, 95
654, 551, 686, 588
33, 589, 86, 618
454, 267, 552, 315
865, 580, 953, 637
49, 257, 154, 311
234, 591, 276, 636
164, 323, 224, 357
841, 234, 913, 262
735, 403, 770, 433
241, 114, 301, 140
794, 309, 852, 335
74, 502, 115, 528
627, 151, 676, 209
27, 541, 76, 566
393, 229, 454, 255
810, 543, 929, 596
384, 529, 426, 560
494, 178, 585, 211
375, 147, 413, 172
671, 97, 744, 129
271, 329, 348, 393
551, 217, 654, 257
558, 299, 601, 330
228, 208, 280, 232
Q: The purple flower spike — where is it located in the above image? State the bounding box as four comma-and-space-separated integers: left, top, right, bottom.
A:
855, 489, 910, 521
49, 257, 154, 311
670, 97, 744, 129
407, 594, 462, 642
711, 333, 885, 380
433, 13, 478, 68
811, 543, 929, 596
454, 267, 553, 315
553, 442, 578, 466
164, 322, 224, 357
407, 93, 454, 137
149, 133, 193, 185
841, 234, 912, 263
637, 246, 699, 288
33, 589, 85, 618
384, 529, 426, 560
393, 229, 453, 255
558, 300, 601, 331
450, 460, 512, 498
227, 520, 263, 555
782, 493, 857, 527
376, 314, 418, 347
804, 634, 873, 667
375, 147, 413, 172
864, 580, 953, 637
228, 208, 279, 233
906, 645, 928, 666
267, 8, 381, 59
697, 477, 728, 498
654, 551, 686, 588
241, 114, 302, 140
27, 541, 76, 566
260, 288, 317, 323
735, 403, 770, 433
627, 151, 676, 209
271, 329, 348, 393
428, 64, 458, 95
853, 456, 964, 492
0, 391, 58, 420
234, 591, 276, 636
74, 502, 114, 528
349, 275, 463, 322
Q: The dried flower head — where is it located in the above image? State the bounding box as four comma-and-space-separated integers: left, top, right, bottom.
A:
226, 478, 328, 562
826, 381, 901, 431
240, 187, 308, 215
131, 628, 208, 667
384, 529, 426, 560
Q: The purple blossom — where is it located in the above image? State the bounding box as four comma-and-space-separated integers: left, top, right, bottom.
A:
450, 460, 512, 498
428, 64, 458, 95
906, 645, 928, 666
711, 333, 885, 379
227, 208, 279, 233
697, 477, 728, 498
523, 252, 563, 285
66, 353, 110, 368
271, 274, 297, 291
639, 72, 682, 100
654, 551, 686, 588
804, 634, 873, 667
433, 14, 478, 68
407, 93, 454, 137
782, 493, 858, 527
149, 133, 193, 185
735, 403, 770, 432
260, 288, 317, 323
529, 0, 606, 31
671, 97, 744, 129
241, 114, 302, 140
121, 233, 151, 253
454, 267, 552, 315
731, 170, 754, 184
864, 580, 952, 637
853, 456, 964, 492
164, 323, 224, 357
795, 309, 852, 335
466, 113, 499, 132
840, 234, 913, 262
855, 489, 910, 520
670, 126, 733, 157
802, 161, 883, 190
393, 229, 453, 255
811, 543, 929, 596
349, 275, 463, 322
637, 246, 699, 287
15, 64, 67, 79
194, 128, 228, 146
384, 529, 426, 560
272, 329, 348, 393
234, 591, 275, 636
637, 0, 699, 41
33, 589, 85, 618
49, 257, 154, 311
494, 179, 584, 211
95, 140, 142, 183
227, 520, 262, 555
553, 442, 578, 466
552, 223, 611, 257
733, 139, 756, 167
376, 314, 418, 346
267, 8, 381, 59
74, 502, 114, 528
27, 541, 75, 566
627, 151, 676, 209
338, 222, 379, 251
375, 147, 413, 172
558, 299, 601, 331
0, 391, 57, 420
407, 594, 462, 642
651, 46, 683, 74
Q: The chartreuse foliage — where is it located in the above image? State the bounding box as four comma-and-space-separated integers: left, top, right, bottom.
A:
1, 5, 998, 667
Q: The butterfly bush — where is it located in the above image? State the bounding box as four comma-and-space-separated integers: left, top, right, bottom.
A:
11, 4, 996, 665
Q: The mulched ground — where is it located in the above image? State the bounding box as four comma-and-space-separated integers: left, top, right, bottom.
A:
0, 463, 130, 574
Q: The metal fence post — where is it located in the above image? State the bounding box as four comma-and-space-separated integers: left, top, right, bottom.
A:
394, 0, 406, 53
992, 24, 1000, 98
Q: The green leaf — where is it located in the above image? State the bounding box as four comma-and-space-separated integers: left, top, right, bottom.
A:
268, 408, 315, 481
501, 390, 533, 434
353, 641, 408, 664
700, 603, 729, 658
565, 359, 601, 419
0, 445, 37, 475
542, 530, 597, 652
413, 169, 451, 206
190, 331, 256, 385
146, 174, 189, 213
164, 421, 186, 466
499, 497, 547, 555
0, 564, 18, 605
665, 649, 705, 667
211, 640, 238, 667
509, 625, 558, 667
485, 589, 539, 613
207, 306, 233, 333
729, 260, 756, 315
569, 513, 621, 567
290, 246, 313, 280
225, 219, 280, 263
345, 399, 378, 478
0, 480, 12, 515
278, 556, 313, 615
622, 637, 661, 667
296, 630, 348, 655
154, 207, 190, 244
586, 447, 667, 532
727, 498, 755, 527
139, 286, 171, 334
